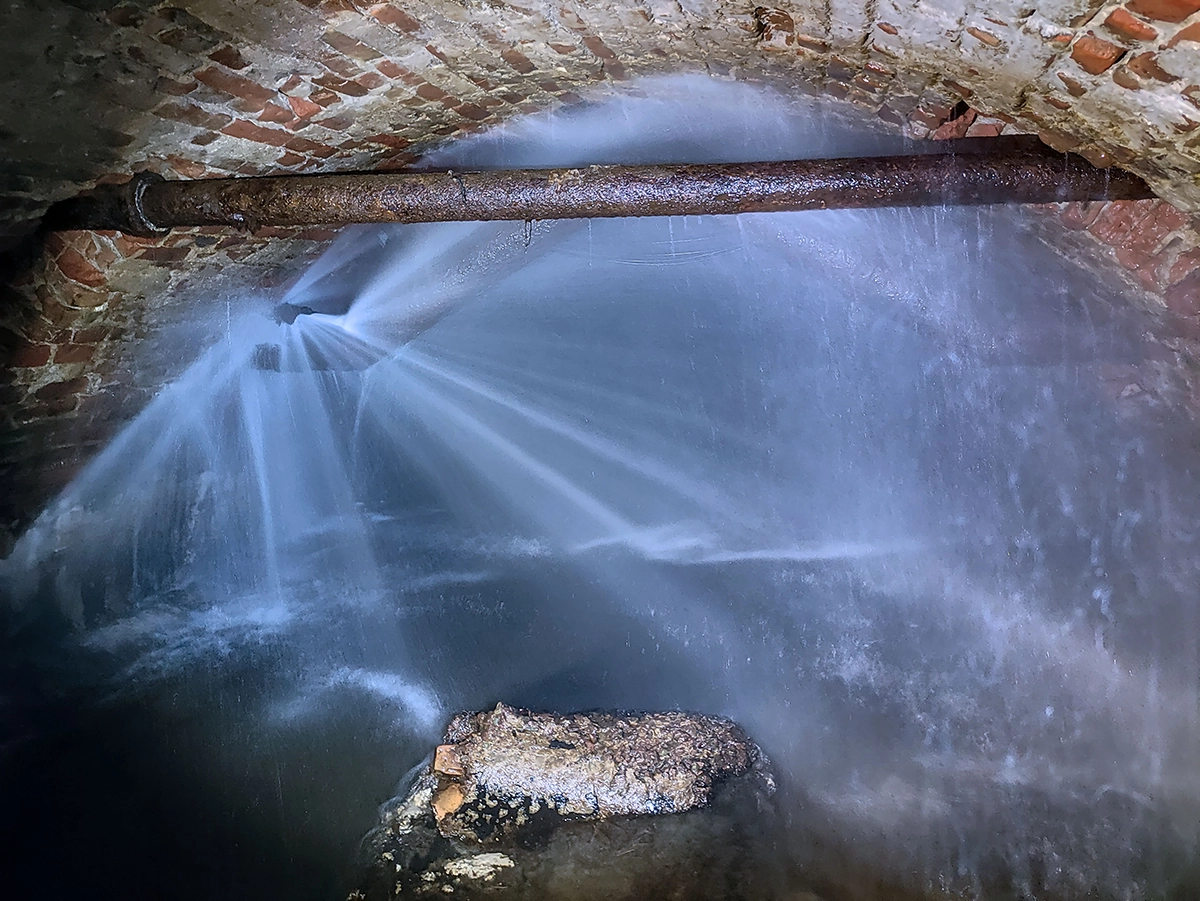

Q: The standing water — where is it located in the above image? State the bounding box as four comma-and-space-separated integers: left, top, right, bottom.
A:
2, 77, 1199, 900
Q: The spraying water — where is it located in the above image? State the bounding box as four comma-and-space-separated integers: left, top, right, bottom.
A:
3, 76, 1199, 900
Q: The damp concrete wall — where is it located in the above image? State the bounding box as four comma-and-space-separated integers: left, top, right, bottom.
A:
2, 0, 1200, 551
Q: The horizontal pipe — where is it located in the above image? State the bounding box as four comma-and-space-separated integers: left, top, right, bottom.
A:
44, 137, 1154, 236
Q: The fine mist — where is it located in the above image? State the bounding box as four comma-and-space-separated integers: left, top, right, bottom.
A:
3, 76, 1199, 900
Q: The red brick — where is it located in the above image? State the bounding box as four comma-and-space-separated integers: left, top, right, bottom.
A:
55, 246, 106, 287
190, 131, 221, 146
91, 238, 118, 268
1104, 8, 1159, 42
965, 118, 1005, 137
907, 108, 945, 130
377, 152, 418, 169
43, 233, 70, 256
501, 48, 536, 74
1089, 200, 1156, 244
1165, 269, 1200, 316
932, 108, 976, 140
286, 94, 324, 120
376, 59, 406, 79
285, 135, 337, 157
1057, 72, 1087, 96
71, 327, 110, 344
9, 345, 52, 367
53, 345, 96, 364
1060, 201, 1106, 230
1168, 22, 1200, 46
1126, 51, 1180, 81
877, 22, 898, 35
107, 4, 144, 27
165, 155, 209, 178
319, 51, 363, 78
315, 114, 353, 130
309, 88, 341, 107
1113, 201, 1189, 268
415, 81, 448, 101
311, 0, 359, 17
195, 67, 278, 109
275, 151, 307, 167
357, 71, 386, 90
581, 35, 624, 78
295, 227, 341, 241
370, 3, 421, 33
221, 118, 292, 146
258, 102, 294, 123
1124, 0, 1200, 23
1170, 247, 1200, 283
1112, 68, 1142, 89
208, 45, 249, 69
1132, 250, 1172, 290
852, 73, 886, 94
365, 133, 411, 149
323, 30, 382, 61
113, 233, 161, 255
137, 246, 193, 263
1039, 128, 1082, 152
966, 27, 1002, 47
314, 73, 369, 96
277, 74, 305, 94
1071, 34, 1126, 74
158, 76, 199, 96
155, 100, 233, 130
455, 103, 490, 121
35, 377, 87, 402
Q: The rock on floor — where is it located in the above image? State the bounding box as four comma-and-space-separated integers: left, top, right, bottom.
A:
352, 704, 786, 900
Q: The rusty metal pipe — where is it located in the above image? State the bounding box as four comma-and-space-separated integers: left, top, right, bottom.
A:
44, 137, 1154, 236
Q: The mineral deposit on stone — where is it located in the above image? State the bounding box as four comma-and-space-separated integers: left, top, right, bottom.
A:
431, 703, 767, 842
352, 704, 783, 900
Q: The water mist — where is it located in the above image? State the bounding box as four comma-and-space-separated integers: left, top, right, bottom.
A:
2, 76, 1199, 901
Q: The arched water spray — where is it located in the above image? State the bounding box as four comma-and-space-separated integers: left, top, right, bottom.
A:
2, 76, 1199, 901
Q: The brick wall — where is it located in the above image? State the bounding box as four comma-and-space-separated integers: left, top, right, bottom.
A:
0, 226, 334, 552
2, 0, 1199, 551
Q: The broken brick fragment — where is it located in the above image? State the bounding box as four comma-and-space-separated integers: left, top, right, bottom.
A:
1071, 34, 1126, 74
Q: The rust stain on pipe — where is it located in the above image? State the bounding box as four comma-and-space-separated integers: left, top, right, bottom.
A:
44, 137, 1154, 236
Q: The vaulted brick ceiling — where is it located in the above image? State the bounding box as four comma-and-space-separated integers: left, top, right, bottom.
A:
1, 0, 1199, 551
